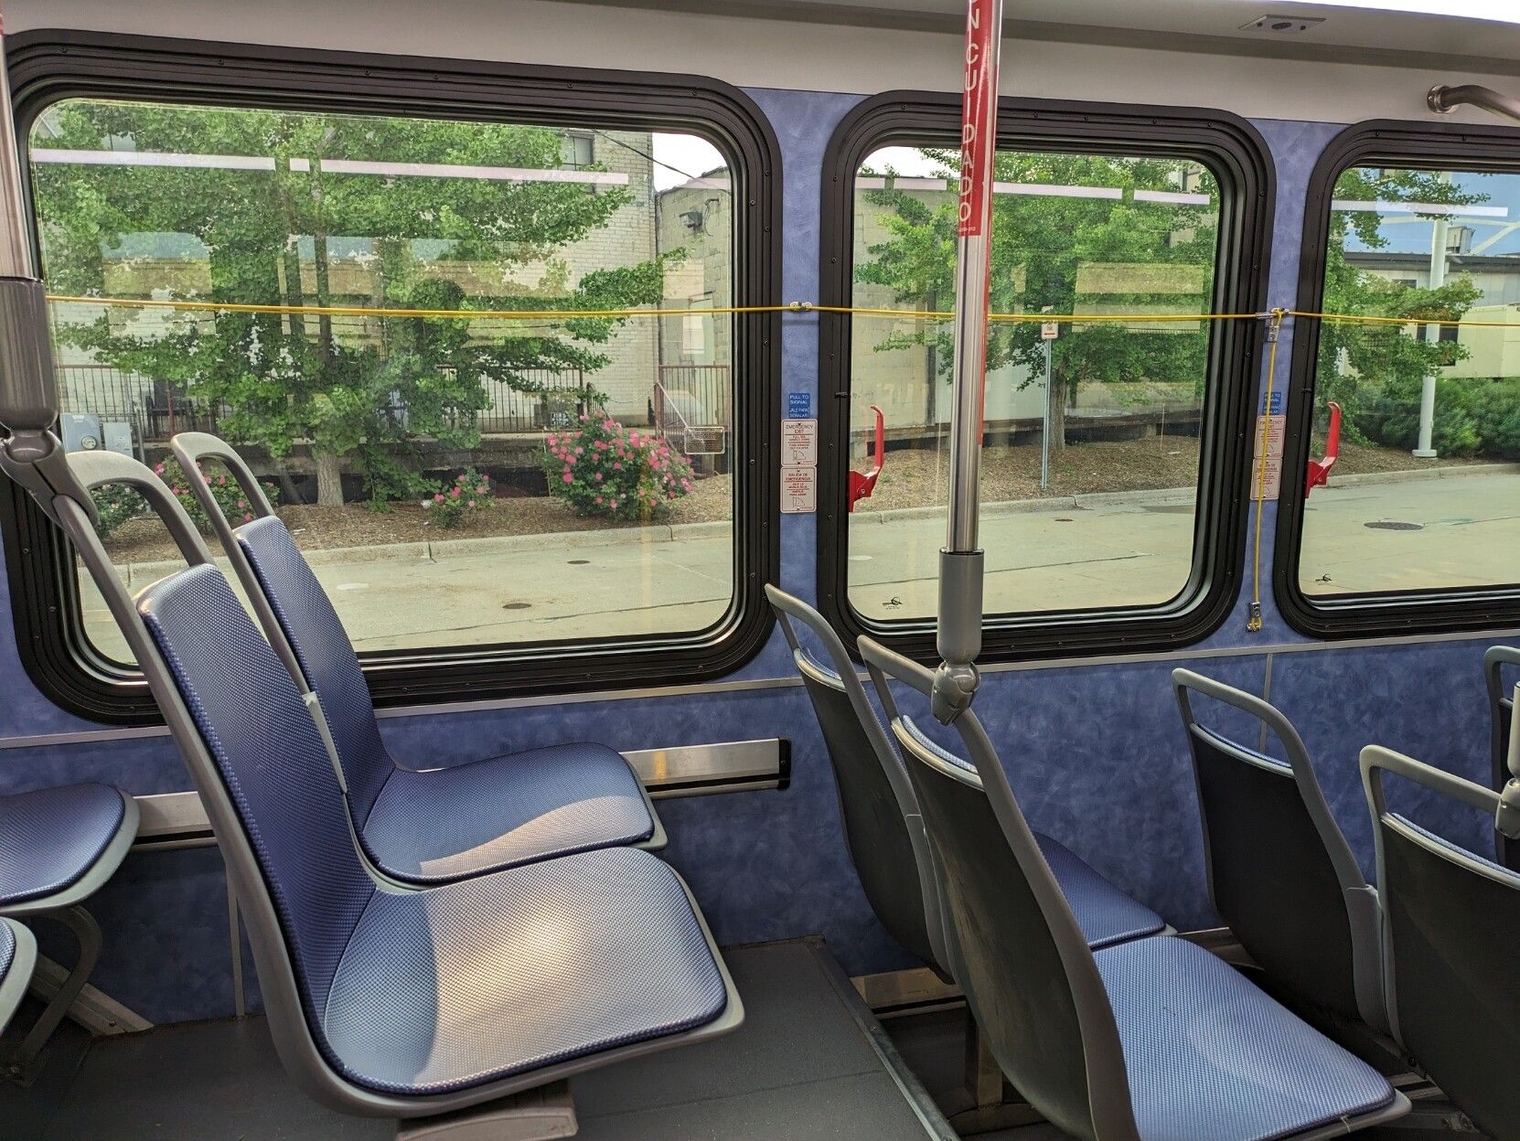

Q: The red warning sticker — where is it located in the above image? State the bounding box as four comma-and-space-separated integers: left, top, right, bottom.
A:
957, 0, 997, 238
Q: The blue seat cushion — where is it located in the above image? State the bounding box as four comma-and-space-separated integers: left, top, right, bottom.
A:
1037, 835, 1167, 949
1095, 936, 1395, 1141
361, 743, 656, 884
322, 846, 727, 1095
0, 917, 13, 977
0, 784, 128, 909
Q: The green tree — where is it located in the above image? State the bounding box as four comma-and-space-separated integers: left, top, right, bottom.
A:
1313, 167, 1484, 447
856, 150, 1218, 448
33, 101, 672, 506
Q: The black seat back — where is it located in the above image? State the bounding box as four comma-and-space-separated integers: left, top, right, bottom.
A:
1172, 669, 1384, 1029
861, 637, 1138, 1141
1484, 647, 1519, 870
766, 587, 944, 970
1362, 746, 1520, 1139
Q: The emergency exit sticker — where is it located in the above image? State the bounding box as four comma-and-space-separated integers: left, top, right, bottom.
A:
1250, 412, 1287, 501
781, 418, 818, 467
782, 466, 817, 514
781, 417, 818, 513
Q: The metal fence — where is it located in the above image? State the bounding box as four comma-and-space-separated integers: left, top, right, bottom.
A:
55, 364, 220, 443
55, 363, 590, 443
474, 368, 592, 434
654, 365, 731, 430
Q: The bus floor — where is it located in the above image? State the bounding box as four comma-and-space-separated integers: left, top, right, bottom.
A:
0, 937, 1481, 1141
0, 938, 956, 1141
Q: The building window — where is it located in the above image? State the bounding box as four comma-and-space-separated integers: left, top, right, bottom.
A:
817, 95, 1271, 661
560, 131, 594, 169
1278, 122, 1520, 637
5, 34, 779, 720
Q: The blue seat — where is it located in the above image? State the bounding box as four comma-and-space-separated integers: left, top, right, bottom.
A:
134, 559, 737, 1114
0, 782, 137, 1080
892, 712, 1167, 952
0, 784, 134, 910
860, 636, 1407, 1141
168, 434, 660, 887
767, 586, 1164, 975
1172, 670, 1387, 1031
1097, 936, 1397, 1141
1363, 745, 1520, 1139
0, 918, 37, 1037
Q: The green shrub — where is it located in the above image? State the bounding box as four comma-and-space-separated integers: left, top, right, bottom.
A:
1357, 374, 1481, 456
543, 416, 694, 521
424, 468, 492, 529
1469, 378, 1520, 461
90, 483, 150, 538
152, 458, 280, 532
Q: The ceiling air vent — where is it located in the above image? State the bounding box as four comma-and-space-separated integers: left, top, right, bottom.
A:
1239, 14, 1327, 33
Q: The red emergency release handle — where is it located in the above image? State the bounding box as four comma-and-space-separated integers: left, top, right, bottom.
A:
847, 405, 886, 512
1305, 401, 1341, 497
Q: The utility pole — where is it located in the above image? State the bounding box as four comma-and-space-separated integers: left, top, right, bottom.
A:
1414, 173, 1453, 459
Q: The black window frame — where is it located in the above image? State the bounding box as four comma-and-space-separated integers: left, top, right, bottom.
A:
1274, 119, 1520, 640
817, 92, 1273, 664
3, 30, 781, 724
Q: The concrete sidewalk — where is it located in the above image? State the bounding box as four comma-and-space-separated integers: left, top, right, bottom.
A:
79, 464, 1520, 662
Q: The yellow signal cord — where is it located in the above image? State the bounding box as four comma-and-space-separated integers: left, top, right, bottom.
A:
42, 293, 1520, 328
1248, 309, 1286, 634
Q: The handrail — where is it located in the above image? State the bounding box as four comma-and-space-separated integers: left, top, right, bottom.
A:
1428, 84, 1520, 124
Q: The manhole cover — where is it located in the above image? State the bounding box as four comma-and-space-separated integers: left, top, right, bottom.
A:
1054, 517, 1074, 523
567, 559, 590, 565
1364, 520, 1423, 532
501, 602, 531, 610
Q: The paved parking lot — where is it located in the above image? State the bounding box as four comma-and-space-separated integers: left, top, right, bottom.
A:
79, 467, 1520, 663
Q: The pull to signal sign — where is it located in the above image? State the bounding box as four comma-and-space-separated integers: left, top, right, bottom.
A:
957, 0, 997, 238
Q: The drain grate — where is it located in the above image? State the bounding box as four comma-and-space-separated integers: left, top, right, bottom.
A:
567, 559, 590, 565
502, 602, 531, 610
1364, 520, 1423, 532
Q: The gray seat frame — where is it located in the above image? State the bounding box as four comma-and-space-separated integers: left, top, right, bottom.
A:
765, 585, 949, 969
1484, 646, 1519, 868
0, 918, 37, 1038
166, 432, 666, 863
1359, 744, 1512, 1048
1171, 668, 1386, 1031
54, 450, 741, 1120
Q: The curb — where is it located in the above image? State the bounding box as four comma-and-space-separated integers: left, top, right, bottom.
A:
114, 463, 1514, 580
1322, 462, 1520, 488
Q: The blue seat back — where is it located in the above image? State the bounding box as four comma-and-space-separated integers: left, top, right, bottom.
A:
137, 564, 376, 1023
235, 516, 393, 820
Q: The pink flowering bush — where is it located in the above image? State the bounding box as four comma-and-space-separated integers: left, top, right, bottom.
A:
151, 459, 280, 533
424, 468, 492, 530
543, 416, 694, 521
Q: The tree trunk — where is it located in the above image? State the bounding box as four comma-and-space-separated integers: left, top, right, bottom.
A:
1050, 382, 1069, 451
314, 450, 344, 508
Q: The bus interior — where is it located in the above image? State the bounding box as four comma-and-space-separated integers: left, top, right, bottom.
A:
0, 0, 1519, 1138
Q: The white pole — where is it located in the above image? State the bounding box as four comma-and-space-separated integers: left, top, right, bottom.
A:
1041, 336, 1052, 490
931, 0, 1003, 725
1414, 176, 1451, 459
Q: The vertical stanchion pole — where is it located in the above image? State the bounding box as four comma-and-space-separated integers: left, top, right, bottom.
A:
1040, 336, 1051, 491
0, 0, 69, 487
931, 0, 1003, 725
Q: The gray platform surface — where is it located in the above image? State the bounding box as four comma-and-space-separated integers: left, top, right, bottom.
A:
1, 939, 952, 1141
